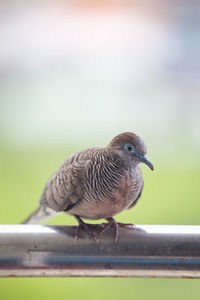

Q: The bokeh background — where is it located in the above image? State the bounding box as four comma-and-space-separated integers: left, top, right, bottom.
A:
0, 0, 200, 299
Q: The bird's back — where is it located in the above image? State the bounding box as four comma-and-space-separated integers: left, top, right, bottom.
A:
40, 147, 102, 212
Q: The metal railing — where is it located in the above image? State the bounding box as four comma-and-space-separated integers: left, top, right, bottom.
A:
0, 224, 200, 278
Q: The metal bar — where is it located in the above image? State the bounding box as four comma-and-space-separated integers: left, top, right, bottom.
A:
0, 224, 200, 278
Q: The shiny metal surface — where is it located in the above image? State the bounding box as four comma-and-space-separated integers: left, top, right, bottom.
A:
0, 224, 200, 278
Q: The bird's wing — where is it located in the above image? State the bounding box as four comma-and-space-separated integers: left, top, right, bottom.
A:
40, 150, 92, 212
127, 176, 144, 209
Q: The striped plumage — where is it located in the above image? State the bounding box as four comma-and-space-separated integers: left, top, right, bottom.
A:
23, 132, 153, 241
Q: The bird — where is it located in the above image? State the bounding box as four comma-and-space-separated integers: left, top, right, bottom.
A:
23, 132, 154, 242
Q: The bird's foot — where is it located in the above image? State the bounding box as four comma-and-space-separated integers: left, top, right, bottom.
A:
74, 215, 99, 243
117, 222, 135, 229
100, 218, 135, 242
100, 217, 119, 242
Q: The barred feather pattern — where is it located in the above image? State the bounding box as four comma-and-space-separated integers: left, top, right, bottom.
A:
23, 132, 151, 224
84, 149, 123, 199
39, 147, 143, 220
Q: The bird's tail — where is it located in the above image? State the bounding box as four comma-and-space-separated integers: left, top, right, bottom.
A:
22, 205, 59, 224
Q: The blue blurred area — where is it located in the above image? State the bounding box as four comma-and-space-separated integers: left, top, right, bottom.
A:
0, 1, 200, 299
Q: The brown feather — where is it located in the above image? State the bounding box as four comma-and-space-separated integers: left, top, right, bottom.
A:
24, 132, 152, 223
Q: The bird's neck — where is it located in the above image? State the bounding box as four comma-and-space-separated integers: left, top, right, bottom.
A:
102, 147, 121, 167
105, 147, 140, 173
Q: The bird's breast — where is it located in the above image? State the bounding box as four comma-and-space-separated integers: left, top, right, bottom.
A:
68, 168, 143, 220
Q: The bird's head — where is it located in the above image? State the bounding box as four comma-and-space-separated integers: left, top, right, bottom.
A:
108, 132, 154, 170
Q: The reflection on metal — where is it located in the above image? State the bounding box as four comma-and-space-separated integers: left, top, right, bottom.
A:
0, 224, 200, 278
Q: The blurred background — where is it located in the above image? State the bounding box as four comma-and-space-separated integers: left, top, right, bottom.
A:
0, 0, 200, 299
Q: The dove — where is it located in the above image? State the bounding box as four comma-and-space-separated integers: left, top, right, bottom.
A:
23, 132, 153, 242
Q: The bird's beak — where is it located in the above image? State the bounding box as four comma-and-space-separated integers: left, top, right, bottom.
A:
140, 156, 154, 171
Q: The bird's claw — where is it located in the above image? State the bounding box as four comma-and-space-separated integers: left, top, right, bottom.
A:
75, 216, 99, 243
100, 218, 135, 242
100, 221, 135, 230
100, 218, 119, 242
75, 215, 135, 243
117, 222, 135, 230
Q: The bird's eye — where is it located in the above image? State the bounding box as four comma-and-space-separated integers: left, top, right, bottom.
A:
123, 144, 134, 153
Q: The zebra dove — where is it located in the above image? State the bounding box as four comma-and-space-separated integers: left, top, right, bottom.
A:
23, 132, 153, 242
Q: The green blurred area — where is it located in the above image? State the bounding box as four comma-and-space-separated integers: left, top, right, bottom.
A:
0, 145, 200, 299
0, 0, 200, 297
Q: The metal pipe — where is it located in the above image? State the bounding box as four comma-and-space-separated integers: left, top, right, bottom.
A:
0, 224, 200, 278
